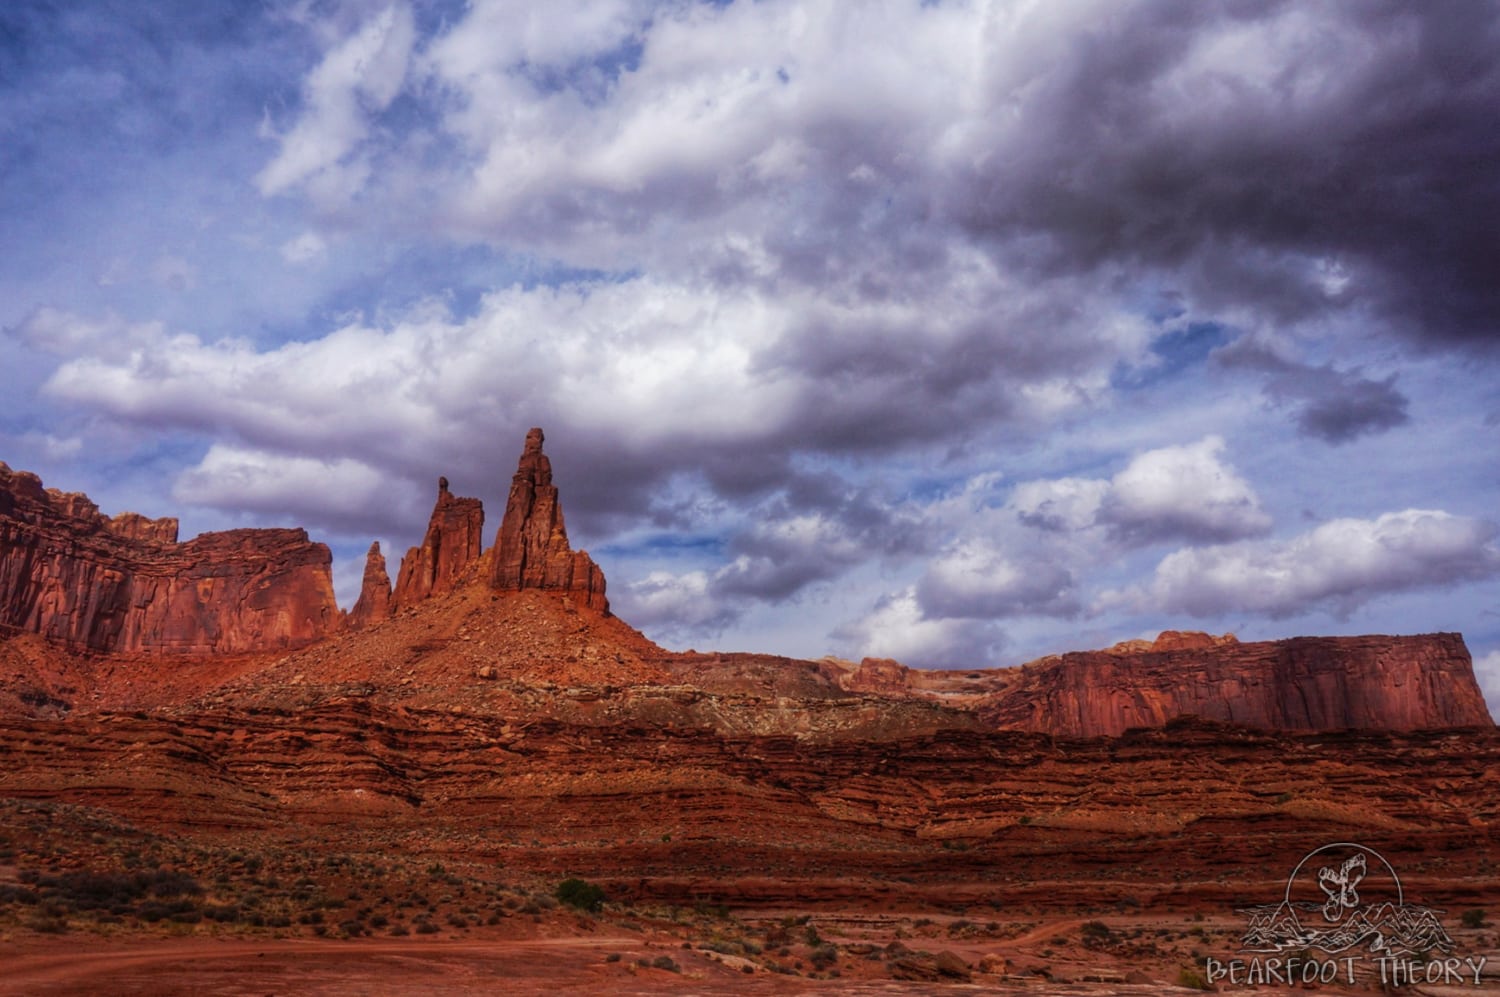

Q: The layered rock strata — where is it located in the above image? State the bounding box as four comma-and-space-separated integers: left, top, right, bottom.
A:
0, 462, 338, 654
981, 632, 1491, 736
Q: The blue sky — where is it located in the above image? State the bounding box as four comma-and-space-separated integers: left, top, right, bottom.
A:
3, 1, 1499, 713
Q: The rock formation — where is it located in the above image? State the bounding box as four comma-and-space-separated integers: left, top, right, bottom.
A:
347, 541, 392, 629
981, 632, 1492, 736
491, 428, 608, 613
0, 461, 338, 654
391, 478, 484, 609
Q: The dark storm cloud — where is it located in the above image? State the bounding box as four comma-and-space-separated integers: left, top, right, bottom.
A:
951, 1, 1500, 347
1217, 337, 1411, 444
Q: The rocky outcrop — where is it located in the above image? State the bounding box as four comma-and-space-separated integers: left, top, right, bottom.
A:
391, 478, 484, 609
982, 632, 1492, 736
491, 428, 608, 613
0, 461, 338, 654
347, 541, 392, 629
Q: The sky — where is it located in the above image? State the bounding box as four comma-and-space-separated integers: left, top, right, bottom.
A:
3, 1, 1499, 714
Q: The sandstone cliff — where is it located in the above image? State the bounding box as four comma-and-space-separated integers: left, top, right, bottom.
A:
391, 478, 484, 609
491, 428, 608, 613
981, 632, 1492, 736
0, 462, 338, 654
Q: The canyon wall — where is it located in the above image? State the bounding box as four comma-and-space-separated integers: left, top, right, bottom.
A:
0, 462, 338, 654
981, 631, 1492, 735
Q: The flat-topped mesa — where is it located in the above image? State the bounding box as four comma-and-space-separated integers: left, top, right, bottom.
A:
391, 478, 484, 609
985, 632, 1493, 736
0, 462, 339, 654
491, 428, 609, 613
348, 541, 392, 629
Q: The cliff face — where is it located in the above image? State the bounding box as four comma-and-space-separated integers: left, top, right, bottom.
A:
491, 428, 608, 613
982, 632, 1492, 736
0, 462, 338, 654
391, 478, 484, 610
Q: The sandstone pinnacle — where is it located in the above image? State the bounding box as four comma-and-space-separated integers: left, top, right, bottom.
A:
492, 428, 609, 613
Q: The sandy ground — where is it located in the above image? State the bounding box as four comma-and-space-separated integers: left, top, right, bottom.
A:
0, 935, 1100, 996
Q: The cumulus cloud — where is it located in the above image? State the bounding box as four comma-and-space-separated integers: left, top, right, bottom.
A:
615, 569, 739, 639
1107, 510, 1500, 619
832, 588, 1007, 669
1099, 436, 1271, 544
174, 443, 427, 536
916, 540, 1078, 620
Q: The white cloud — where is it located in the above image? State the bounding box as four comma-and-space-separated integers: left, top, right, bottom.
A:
916, 539, 1078, 620
616, 569, 734, 636
833, 587, 1006, 669
1107, 509, 1500, 619
257, 3, 416, 199
173, 443, 426, 534
1100, 436, 1271, 543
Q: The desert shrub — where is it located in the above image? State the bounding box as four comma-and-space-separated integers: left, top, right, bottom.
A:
446, 913, 469, 928
0, 884, 39, 906
1178, 967, 1212, 990
137, 898, 198, 923
147, 869, 203, 898
810, 944, 838, 970
389, 924, 410, 936
555, 878, 605, 913
605, 952, 622, 963
651, 955, 680, 973
1081, 920, 1112, 940
414, 918, 440, 935
25, 915, 67, 934
1462, 909, 1487, 929
339, 919, 365, 937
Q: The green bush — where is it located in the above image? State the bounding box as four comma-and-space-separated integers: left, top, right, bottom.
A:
555, 878, 606, 913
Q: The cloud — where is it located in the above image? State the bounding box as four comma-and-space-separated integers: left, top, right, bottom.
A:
832, 588, 1007, 669
916, 539, 1078, 620
256, 3, 415, 200
614, 569, 739, 640
1099, 436, 1271, 544
173, 443, 427, 536
241, 1, 1500, 352
1217, 337, 1410, 444
1475, 650, 1500, 723
1108, 509, 1500, 619
280, 231, 328, 265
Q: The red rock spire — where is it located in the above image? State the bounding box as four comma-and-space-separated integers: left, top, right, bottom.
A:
391, 477, 484, 609
347, 541, 392, 629
492, 428, 609, 613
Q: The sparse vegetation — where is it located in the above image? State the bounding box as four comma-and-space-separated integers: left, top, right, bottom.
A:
554, 877, 605, 913
1178, 966, 1212, 990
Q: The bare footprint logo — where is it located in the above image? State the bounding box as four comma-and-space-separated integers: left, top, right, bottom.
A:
1206, 841, 1487, 988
